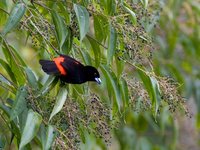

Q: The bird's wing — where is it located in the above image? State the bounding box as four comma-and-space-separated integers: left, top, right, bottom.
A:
60, 55, 84, 75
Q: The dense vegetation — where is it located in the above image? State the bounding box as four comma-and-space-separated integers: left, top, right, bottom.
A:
0, 0, 199, 149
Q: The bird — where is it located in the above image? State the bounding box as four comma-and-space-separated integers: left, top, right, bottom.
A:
39, 54, 101, 84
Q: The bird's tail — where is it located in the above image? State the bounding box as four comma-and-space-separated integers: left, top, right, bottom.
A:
39, 60, 59, 75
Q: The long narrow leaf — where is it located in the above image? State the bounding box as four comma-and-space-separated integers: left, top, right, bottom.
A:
39, 125, 55, 150
74, 4, 89, 41
19, 109, 42, 149
51, 11, 69, 53
100, 65, 122, 112
10, 86, 28, 120
138, 70, 161, 118
25, 67, 38, 90
107, 24, 117, 64
87, 37, 101, 67
49, 86, 68, 121
0, 59, 17, 84
123, 5, 137, 25
2, 2, 26, 35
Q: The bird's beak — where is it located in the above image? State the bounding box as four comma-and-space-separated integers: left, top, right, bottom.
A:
95, 77, 101, 84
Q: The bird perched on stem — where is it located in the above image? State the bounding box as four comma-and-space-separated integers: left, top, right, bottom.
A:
39, 54, 101, 84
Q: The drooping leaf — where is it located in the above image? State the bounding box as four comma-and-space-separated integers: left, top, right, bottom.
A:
0, 58, 17, 84
123, 5, 137, 25
10, 86, 28, 120
0, 102, 11, 116
9, 46, 27, 67
2, 2, 26, 35
150, 76, 161, 118
0, 102, 21, 143
93, 15, 107, 42
2, 44, 26, 85
100, 0, 116, 15
49, 86, 68, 121
0, 74, 15, 93
25, 67, 38, 90
87, 36, 101, 67
19, 109, 42, 149
115, 56, 125, 78
39, 125, 56, 150
37, 76, 58, 97
100, 65, 122, 112
0, 74, 11, 86
107, 24, 117, 64
18, 108, 28, 133
74, 4, 89, 41
138, 70, 161, 118
120, 78, 129, 109
51, 11, 69, 54
0, 0, 7, 26
79, 48, 92, 65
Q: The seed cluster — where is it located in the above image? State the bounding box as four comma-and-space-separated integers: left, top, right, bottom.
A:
158, 77, 191, 117
19, 15, 56, 49
127, 77, 152, 112
70, 11, 80, 39
87, 95, 112, 145
50, 94, 112, 149
125, 75, 191, 118
113, 1, 163, 65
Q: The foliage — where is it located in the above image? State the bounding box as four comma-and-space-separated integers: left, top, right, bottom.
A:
0, 0, 198, 149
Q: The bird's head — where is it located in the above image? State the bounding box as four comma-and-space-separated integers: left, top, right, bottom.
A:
84, 66, 101, 84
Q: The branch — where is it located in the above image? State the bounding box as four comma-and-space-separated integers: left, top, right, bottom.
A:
86, 34, 108, 49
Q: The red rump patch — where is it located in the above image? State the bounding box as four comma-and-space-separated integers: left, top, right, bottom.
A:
53, 57, 67, 75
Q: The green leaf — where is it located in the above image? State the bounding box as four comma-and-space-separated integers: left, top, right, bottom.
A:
39, 125, 55, 150
37, 76, 58, 97
107, 24, 117, 64
18, 108, 28, 133
49, 86, 68, 121
19, 109, 42, 149
101, 0, 116, 15
140, 0, 149, 9
74, 4, 89, 41
93, 14, 109, 42
93, 15, 106, 42
0, 74, 11, 86
0, 58, 17, 84
2, 2, 26, 35
120, 78, 129, 109
116, 57, 125, 77
100, 65, 121, 112
123, 5, 137, 25
43, 125, 55, 150
167, 64, 184, 88
0, 102, 11, 116
87, 36, 101, 67
79, 49, 92, 65
2, 44, 26, 85
25, 67, 38, 90
138, 70, 161, 118
150, 77, 161, 118
9, 46, 27, 67
51, 11, 68, 54
10, 86, 28, 120
0, 0, 8, 26
0, 135, 6, 149
0, 74, 15, 93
